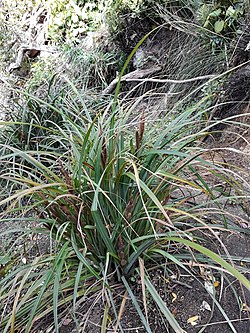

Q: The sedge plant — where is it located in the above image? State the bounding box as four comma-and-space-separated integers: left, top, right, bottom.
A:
0, 31, 250, 333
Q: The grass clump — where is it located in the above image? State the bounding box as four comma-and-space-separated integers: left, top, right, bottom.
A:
0, 71, 250, 332
0, 9, 250, 332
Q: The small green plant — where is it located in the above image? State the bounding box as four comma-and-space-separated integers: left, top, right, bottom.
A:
48, 0, 106, 42
199, 0, 246, 50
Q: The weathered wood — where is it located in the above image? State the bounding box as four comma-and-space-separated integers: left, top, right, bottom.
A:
102, 66, 162, 95
8, 45, 57, 72
125, 74, 216, 84
7, 4, 52, 72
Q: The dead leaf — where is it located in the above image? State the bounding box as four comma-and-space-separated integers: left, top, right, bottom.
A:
161, 275, 170, 284
201, 300, 212, 311
213, 281, 220, 288
204, 281, 214, 295
187, 315, 199, 326
21, 257, 27, 264
171, 292, 177, 303
199, 266, 205, 277
242, 303, 250, 311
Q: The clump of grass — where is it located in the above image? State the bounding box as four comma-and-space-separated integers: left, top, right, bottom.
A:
0, 74, 250, 332
1, 21, 250, 333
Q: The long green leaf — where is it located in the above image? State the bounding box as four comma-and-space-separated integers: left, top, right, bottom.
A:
71, 231, 100, 279
167, 237, 250, 290
144, 276, 186, 333
121, 276, 152, 333
124, 239, 154, 276
53, 243, 70, 333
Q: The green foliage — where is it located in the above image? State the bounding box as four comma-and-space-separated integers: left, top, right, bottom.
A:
0, 0, 39, 22
199, 0, 246, 50
1, 75, 249, 330
48, 0, 105, 42
0, 0, 38, 69
0, 48, 126, 162
62, 45, 127, 88
106, 0, 195, 41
